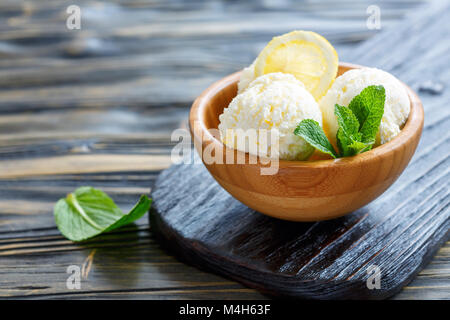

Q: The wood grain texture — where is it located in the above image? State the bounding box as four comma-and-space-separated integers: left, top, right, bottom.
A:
189, 63, 424, 221
0, 0, 448, 299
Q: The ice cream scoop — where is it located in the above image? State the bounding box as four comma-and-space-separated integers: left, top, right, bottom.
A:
218, 73, 322, 160
319, 67, 410, 146
237, 61, 255, 94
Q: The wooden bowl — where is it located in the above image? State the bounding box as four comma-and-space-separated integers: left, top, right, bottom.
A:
189, 62, 424, 221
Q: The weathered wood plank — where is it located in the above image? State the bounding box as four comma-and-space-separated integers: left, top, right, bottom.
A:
0, 225, 447, 299
0, 0, 428, 112
0, 232, 266, 299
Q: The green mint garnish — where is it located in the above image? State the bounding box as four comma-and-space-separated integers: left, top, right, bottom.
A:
348, 85, 385, 144
294, 119, 338, 159
335, 104, 370, 156
294, 85, 385, 159
335, 104, 362, 156
54, 187, 151, 242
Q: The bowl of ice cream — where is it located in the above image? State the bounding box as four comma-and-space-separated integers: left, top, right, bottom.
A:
189, 62, 423, 221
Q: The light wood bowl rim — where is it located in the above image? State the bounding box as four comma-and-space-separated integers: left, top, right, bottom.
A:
189, 62, 424, 169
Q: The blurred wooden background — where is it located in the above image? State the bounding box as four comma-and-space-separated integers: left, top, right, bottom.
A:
0, 0, 448, 299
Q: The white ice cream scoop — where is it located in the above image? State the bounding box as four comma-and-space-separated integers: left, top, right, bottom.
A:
219, 72, 323, 160
319, 67, 410, 146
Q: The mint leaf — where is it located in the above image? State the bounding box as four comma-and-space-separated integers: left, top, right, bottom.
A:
54, 187, 151, 242
335, 104, 371, 156
105, 195, 151, 232
348, 93, 369, 130
348, 85, 385, 144
293, 86, 385, 159
334, 104, 361, 155
294, 119, 338, 159
336, 127, 353, 156
336, 128, 368, 157
335, 104, 360, 137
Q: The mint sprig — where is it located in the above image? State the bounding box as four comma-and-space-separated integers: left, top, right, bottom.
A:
54, 187, 151, 242
348, 85, 385, 144
294, 119, 338, 158
294, 85, 385, 158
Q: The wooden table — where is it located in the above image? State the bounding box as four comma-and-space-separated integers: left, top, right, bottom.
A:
0, 0, 448, 299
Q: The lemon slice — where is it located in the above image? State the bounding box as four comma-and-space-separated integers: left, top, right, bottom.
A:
254, 30, 338, 100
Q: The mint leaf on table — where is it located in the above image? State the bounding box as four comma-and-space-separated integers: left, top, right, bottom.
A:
105, 195, 151, 232
348, 85, 385, 144
54, 187, 151, 242
294, 119, 338, 159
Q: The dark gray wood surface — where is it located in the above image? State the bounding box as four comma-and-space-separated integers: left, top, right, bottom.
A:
0, 0, 448, 299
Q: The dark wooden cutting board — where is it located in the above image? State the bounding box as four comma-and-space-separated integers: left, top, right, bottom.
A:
150, 159, 449, 299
